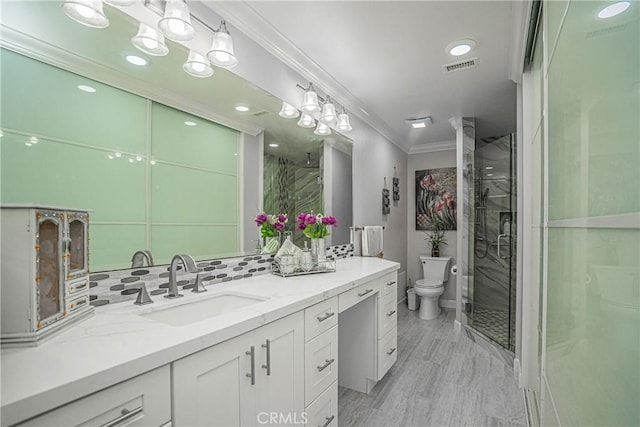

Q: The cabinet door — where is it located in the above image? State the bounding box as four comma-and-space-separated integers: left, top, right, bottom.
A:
65, 212, 89, 279
35, 210, 65, 328
173, 332, 256, 427
255, 311, 305, 422
18, 366, 170, 427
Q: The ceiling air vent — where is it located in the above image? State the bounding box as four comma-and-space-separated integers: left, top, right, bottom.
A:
250, 110, 270, 117
442, 57, 478, 74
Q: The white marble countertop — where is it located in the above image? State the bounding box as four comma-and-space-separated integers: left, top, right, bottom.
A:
1, 257, 399, 425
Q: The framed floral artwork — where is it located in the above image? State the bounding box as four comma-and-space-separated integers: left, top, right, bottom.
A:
415, 167, 457, 230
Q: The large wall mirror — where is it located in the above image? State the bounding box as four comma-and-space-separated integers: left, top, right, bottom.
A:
0, 1, 353, 272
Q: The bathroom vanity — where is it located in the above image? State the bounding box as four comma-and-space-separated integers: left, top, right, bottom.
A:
0, 257, 399, 426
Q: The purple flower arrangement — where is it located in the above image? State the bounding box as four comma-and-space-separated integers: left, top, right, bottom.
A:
255, 213, 288, 238
296, 212, 338, 239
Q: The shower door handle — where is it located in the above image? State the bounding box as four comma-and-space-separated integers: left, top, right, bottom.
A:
497, 234, 511, 259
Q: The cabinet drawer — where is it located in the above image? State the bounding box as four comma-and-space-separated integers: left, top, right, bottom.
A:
66, 277, 89, 296
379, 272, 398, 297
305, 325, 338, 406
305, 297, 338, 341
18, 366, 171, 426
378, 291, 397, 339
305, 381, 338, 427
65, 294, 90, 314
377, 327, 397, 381
338, 281, 378, 313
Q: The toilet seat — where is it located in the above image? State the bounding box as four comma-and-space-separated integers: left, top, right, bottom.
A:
415, 279, 443, 289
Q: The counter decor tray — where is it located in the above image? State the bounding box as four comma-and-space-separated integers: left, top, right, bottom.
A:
271, 258, 336, 277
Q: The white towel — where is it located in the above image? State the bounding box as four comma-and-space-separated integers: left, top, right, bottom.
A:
362, 226, 384, 257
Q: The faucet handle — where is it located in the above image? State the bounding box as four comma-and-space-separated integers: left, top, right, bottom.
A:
192, 273, 208, 293
134, 282, 153, 305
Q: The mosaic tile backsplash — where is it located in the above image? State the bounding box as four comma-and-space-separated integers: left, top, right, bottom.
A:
90, 244, 354, 307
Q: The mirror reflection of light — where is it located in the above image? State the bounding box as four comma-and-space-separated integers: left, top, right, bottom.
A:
115, 152, 122, 158
25, 142, 33, 147
125, 55, 147, 66
76, 4, 98, 19
269, 143, 279, 147
128, 158, 134, 163
77, 84, 96, 93
108, 154, 114, 160
150, 160, 157, 165
142, 37, 159, 50
184, 121, 197, 126
598, 1, 630, 18
136, 155, 142, 161
29, 136, 39, 144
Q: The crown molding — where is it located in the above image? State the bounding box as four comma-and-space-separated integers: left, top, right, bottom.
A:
0, 25, 264, 136
408, 140, 456, 154
507, 0, 532, 84
199, 1, 408, 153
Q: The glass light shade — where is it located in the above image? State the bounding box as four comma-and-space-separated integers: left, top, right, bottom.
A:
158, 0, 195, 41
320, 98, 337, 124
62, 0, 109, 28
314, 121, 331, 136
183, 50, 213, 78
336, 112, 353, 132
279, 102, 300, 118
297, 113, 316, 128
131, 23, 169, 56
103, 0, 136, 6
207, 27, 238, 68
300, 86, 321, 114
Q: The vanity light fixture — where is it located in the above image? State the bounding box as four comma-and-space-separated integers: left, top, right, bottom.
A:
300, 83, 321, 114
598, 1, 630, 18
131, 23, 169, 56
183, 50, 213, 78
77, 84, 97, 93
158, 0, 195, 41
320, 96, 338, 125
235, 105, 250, 112
447, 39, 476, 57
336, 109, 353, 132
314, 121, 331, 136
278, 102, 300, 119
297, 113, 316, 128
62, 0, 109, 29
125, 54, 148, 66
207, 21, 238, 68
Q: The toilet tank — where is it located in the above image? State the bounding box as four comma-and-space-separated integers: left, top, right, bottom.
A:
420, 256, 451, 282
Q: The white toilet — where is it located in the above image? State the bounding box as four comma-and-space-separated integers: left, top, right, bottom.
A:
415, 256, 451, 320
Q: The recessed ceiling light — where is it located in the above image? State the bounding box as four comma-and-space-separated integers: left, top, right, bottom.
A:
269, 143, 279, 147
447, 39, 476, 57
77, 84, 96, 93
405, 116, 432, 129
184, 121, 197, 126
485, 166, 494, 170
598, 1, 630, 18
126, 55, 147, 66
235, 105, 249, 112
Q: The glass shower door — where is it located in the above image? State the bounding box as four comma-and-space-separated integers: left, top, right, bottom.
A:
469, 134, 517, 351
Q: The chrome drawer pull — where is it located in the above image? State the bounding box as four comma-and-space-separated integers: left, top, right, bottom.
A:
317, 358, 336, 372
261, 339, 271, 376
101, 406, 143, 427
386, 281, 396, 286
386, 310, 396, 317
246, 346, 255, 385
317, 312, 335, 322
319, 415, 335, 427
387, 347, 396, 356
357, 288, 373, 297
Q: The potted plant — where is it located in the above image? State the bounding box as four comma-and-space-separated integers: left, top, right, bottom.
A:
255, 213, 287, 253
296, 212, 338, 263
424, 229, 446, 257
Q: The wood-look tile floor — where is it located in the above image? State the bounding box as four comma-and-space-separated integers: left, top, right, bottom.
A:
338, 305, 527, 427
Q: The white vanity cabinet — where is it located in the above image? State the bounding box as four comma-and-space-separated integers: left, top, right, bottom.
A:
17, 366, 171, 427
172, 311, 304, 426
376, 272, 398, 380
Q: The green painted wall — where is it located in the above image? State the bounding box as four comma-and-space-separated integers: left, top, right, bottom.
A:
1, 49, 240, 270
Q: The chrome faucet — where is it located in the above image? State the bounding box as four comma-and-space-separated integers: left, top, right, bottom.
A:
165, 254, 198, 299
131, 250, 154, 268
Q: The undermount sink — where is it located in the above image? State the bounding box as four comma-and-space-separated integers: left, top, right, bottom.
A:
141, 292, 268, 327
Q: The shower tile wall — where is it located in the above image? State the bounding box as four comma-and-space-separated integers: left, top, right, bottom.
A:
264, 154, 323, 248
